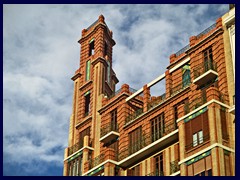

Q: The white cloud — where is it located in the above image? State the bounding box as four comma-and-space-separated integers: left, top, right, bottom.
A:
3, 4, 229, 175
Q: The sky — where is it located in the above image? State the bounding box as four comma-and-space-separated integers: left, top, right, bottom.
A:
3, 4, 229, 176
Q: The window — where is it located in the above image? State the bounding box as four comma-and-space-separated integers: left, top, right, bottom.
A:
79, 127, 90, 147
193, 130, 203, 147
127, 165, 140, 176
182, 64, 191, 88
203, 47, 213, 72
187, 156, 212, 176
68, 155, 82, 176
151, 113, 165, 142
85, 60, 91, 81
84, 92, 91, 117
89, 40, 95, 56
155, 153, 164, 176
111, 109, 117, 131
185, 110, 209, 151
129, 127, 142, 154
104, 42, 108, 57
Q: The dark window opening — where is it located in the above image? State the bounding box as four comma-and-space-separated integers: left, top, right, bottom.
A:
127, 165, 140, 176
129, 127, 142, 154
111, 109, 117, 131
203, 47, 213, 72
84, 93, 91, 117
151, 113, 165, 142
155, 153, 164, 176
89, 41, 95, 56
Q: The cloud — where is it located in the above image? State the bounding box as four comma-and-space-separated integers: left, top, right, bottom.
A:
3, 4, 229, 175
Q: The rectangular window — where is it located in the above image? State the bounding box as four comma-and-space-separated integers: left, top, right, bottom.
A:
203, 47, 213, 72
84, 92, 91, 117
111, 109, 117, 131
86, 60, 91, 81
107, 61, 111, 84
129, 127, 142, 154
155, 153, 164, 176
79, 127, 90, 147
89, 40, 95, 56
151, 113, 165, 142
192, 130, 203, 147
68, 156, 83, 176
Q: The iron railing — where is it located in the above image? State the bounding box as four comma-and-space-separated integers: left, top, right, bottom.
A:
68, 141, 84, 156
193, 60, 217, 79
118, 122, 177, 161
185, 134, 210, 151
89, 154, 105, 169
100, 121, 119, 137
145, 170, 164, 176
108, 88, 121, 99
125, 108, 143, 125
196, 23, 216, 39
184, 95, 207, 114
175, 44, 190, 57
170, 79, 191, 96
170, 159, 180, 174
147, 93, 166, 110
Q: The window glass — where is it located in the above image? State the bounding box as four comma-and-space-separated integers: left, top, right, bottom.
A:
193, 133, 198, 147
198, 131, 203, 144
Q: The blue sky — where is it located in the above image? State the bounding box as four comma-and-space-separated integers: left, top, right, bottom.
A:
3, 4, 229, 176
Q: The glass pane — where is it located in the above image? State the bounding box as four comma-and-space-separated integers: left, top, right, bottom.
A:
198, 131, 203, 144
193, 133, 198, 147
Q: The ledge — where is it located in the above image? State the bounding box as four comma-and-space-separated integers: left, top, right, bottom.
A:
79, 80, 92, 90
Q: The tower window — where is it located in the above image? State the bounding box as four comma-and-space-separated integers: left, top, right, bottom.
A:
104, 42, 108, 56
89, 40, 95, 56
84, 92, 91, 117
86, 60, 91, 81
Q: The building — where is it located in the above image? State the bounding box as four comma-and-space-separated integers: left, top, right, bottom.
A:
63, 8, 235, 176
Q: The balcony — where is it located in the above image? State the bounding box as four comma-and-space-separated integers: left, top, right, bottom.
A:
170, 159, 180, 174
229, 95, 235, 115
145, 170, 164, 176
88, 154, 105, 170
184, 96, 207, 115
68, 141, 83, 156
118, 122, 178, 168
125, 108, 143, 125
147, 93, 166, 110
193, 60, 218, 87
100, 122, 119, 145
170, 78, 191, 97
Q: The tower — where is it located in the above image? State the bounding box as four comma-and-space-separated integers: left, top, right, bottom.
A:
63, 15, 118, 176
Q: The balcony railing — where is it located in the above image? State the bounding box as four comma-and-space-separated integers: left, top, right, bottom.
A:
196, 23, 216, 39
119, 122, 177, 161
185, 134, 210, 151
184, 95, 207, 114
170, 159, 180, 174
170, 79, 191, 96
68, 141, 84, 156
108, 88, 121, 99
175, 44, 190, 57
89, 154, 105, 169
147, 93, 166, 110
125, 108, 143, 125
100, 122, 119, 138
145, 170, 164, 176
193, 60, 217, 79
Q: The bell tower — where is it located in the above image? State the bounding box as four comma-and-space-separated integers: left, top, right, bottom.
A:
63, 15, 118, 176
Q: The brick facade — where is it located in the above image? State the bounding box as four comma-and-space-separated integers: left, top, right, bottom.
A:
64, 9, 235, 176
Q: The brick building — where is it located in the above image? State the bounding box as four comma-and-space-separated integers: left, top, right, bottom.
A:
63, 7, 235, 176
